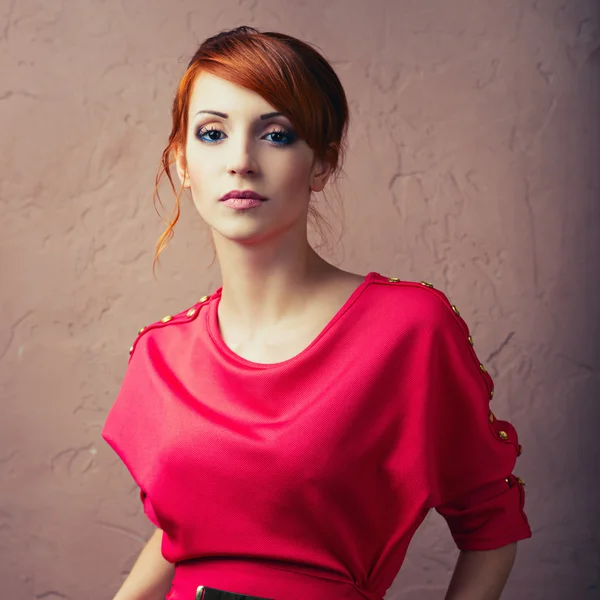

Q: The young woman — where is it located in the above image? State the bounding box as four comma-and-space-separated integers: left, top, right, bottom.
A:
102, 26, 531, 600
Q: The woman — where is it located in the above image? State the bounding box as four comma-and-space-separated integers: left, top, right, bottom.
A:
102, 26, 531, 600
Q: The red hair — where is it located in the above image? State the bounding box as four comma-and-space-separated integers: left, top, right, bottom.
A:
153, 26, 350, 267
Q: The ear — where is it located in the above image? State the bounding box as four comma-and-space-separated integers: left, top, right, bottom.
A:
175, 145, 191, 189
309, 155, 333, 193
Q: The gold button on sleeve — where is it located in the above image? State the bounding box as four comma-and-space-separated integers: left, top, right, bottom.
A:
517, 444, 523, 456
468, 335, 474, 346
420, 281, 434, 288
388, 277, 400, 282
199, 295, 209, 303
129, 345, 134, 354
488, 411, 495, 423
479, 363, 487, 373
497, 430, 508, 440
161, 315, 173, 323
138, 326, 145, 334
186, 308, 196, 318
451, 304, 460, 316
490, 388, 494, 398
516, 477, 525, 486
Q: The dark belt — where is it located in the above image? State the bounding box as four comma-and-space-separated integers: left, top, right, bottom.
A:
196, 585, 274, 600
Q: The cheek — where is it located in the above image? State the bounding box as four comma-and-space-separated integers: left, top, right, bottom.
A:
287, 162, 311, 190
185, 145, 214, 183
185, 155, 222, 212
275, 153, 314, 193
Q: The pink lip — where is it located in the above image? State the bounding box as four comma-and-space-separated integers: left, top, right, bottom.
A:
221, 197, 263, 209
220, 190, 267, 202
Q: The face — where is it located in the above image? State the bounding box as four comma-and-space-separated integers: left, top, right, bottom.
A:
176, 71, 331, 244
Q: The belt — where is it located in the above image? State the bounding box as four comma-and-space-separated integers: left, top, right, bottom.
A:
196, 585, 274, 600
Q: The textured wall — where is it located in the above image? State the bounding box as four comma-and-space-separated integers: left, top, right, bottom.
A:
1, 0, 599, 598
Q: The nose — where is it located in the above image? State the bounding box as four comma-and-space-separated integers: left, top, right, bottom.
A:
226, 136, 259, 176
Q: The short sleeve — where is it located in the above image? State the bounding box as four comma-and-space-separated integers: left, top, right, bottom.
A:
102, 335, 164, 529
426, 295, 532, 551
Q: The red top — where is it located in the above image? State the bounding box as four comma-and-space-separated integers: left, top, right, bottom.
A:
102, 272, 531, 600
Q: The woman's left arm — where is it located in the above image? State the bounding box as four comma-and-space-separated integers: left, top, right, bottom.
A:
444, 543, 518, 600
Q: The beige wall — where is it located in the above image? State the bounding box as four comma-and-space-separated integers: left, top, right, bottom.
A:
1, 1, 599, 598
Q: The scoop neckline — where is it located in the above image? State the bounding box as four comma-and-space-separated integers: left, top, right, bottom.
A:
206, 271, 379, 369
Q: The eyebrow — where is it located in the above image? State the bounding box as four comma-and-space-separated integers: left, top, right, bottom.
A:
194, 110, 284, 120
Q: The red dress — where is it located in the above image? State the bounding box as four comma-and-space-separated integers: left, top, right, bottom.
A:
102, 272, 531, 600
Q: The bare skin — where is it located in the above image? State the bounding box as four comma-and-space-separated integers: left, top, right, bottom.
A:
111, 529, 173, 600
445, 543, 518, 600
216, 257, 366, 364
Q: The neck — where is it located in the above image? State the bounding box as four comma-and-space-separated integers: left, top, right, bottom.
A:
212, 222, 333, 332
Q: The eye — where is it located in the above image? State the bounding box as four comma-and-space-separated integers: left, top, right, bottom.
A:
263, 127, 296, 145
195, 126, 226, 144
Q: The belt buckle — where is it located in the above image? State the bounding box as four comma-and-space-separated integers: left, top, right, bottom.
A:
195, 584, 274, 599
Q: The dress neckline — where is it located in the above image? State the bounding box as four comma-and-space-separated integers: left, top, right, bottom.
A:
206, 271, 379, 369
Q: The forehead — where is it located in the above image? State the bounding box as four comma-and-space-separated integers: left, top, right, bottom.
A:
189, 72, 276, 115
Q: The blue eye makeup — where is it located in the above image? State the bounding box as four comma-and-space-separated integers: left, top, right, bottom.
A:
195, 127, 223, 143
264, 128, 296, 145
194, 126, 297, 146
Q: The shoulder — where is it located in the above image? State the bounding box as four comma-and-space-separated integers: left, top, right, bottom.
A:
377, 273, 493, 394
126, 292, 215, 360
369, 273, 469, 334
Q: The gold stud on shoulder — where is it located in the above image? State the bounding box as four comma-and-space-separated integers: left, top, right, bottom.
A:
388, 277, 400, 282
451, 305, 460, 316
517, 444, 523, 456
129, 345, 134, 354
479, 363, 487, 373
199, 295, 209, 303
497, 430, 508, 440
516, 476, 525, 486
420, 281, 434, 288
138, 326, 146, 335
468, 335, 474, 346
490, 388, 494, 399
488, 411, 495, 423
186, 308, 196, 318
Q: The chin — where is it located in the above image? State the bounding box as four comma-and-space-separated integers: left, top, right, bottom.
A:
211, 215, 302, 245
210, 221, 276, 244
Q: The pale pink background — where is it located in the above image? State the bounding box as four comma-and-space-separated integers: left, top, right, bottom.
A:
1, 1, 599, 599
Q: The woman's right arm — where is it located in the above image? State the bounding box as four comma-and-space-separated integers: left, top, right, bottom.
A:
112, 528, 175, 600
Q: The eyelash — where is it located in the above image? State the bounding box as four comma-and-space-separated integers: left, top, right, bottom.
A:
194, 126, 296, 146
